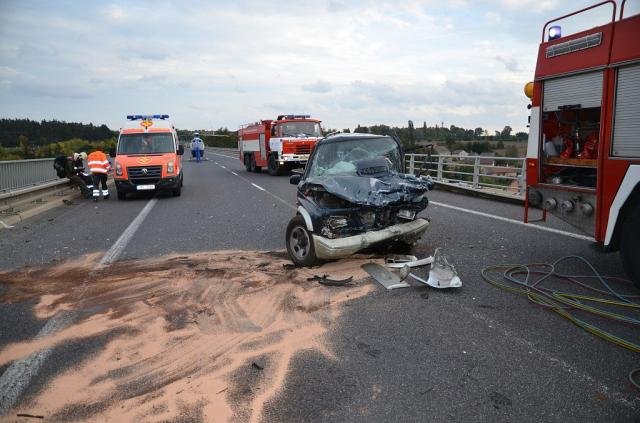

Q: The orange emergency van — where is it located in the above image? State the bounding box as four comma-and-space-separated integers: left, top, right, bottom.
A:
111, 114, 184, 200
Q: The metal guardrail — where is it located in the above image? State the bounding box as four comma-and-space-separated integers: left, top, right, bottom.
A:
406, 154, 526, 198
0, 158, 59, 194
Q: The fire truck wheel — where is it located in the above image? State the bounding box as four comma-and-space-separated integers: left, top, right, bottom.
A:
172, 185, 181, 197
620, 205, 640, 288
244, 154, 251, 172
249, 154, 258, 172
268, 154, 280, 176
286, 215, 319, 267
117, 190, 126, 201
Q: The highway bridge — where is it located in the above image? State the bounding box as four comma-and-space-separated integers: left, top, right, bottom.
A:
0, 148, 638, 422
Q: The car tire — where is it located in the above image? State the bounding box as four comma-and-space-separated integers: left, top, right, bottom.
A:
268, 154, 279, 176
117, 190, 126, 201
286, 215, 319, 267
620, 204, 640, 288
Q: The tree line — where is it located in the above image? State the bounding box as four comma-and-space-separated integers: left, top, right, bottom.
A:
0, 118, 116, 147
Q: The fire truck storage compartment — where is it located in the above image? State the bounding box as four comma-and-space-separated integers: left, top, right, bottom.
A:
612, 63, 640, 157
541, 71, 603, 188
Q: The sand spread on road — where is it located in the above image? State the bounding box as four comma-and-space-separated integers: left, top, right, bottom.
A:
0, 251, 378, 422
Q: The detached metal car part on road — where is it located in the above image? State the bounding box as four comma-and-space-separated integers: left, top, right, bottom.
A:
286, 133, 434, 267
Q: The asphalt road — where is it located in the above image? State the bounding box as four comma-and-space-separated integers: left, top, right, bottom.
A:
0, 148, 638, 422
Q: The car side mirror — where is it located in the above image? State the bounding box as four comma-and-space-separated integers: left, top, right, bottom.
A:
177, 145, 184, 155
109, 148, 116, 157
290, 174, 301, 185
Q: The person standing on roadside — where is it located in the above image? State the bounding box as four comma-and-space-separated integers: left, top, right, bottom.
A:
88, 149, 112, 201
190, 133, 205, 162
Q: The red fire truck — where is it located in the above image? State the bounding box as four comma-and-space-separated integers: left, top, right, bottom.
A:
524, 1, 640, 286
238, 115, 323, 175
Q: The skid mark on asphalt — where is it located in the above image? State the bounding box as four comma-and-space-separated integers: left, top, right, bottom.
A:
0, 252, 375, 421
0, 198, 158, 415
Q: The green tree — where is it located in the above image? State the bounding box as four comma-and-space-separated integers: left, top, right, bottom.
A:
354, 124, 368, 133
496, 140, 505, 149
500, 125, 513, 140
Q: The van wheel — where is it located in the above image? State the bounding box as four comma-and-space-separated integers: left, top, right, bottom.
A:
620, 204, 640, 288
286, 215, 319, 267
117, 190, 126, 201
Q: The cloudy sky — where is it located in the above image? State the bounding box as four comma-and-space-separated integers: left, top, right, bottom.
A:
0, 0, 633, 132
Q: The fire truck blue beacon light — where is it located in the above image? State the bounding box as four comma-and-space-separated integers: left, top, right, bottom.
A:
549, 25, 561, 40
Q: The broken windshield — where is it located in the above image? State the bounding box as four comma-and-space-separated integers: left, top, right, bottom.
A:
307, 137, 402, 177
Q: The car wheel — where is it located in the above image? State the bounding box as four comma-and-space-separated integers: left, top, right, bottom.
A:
286, 215, 319, 267
620, 204, 640, 288
117, 190, 126, 201
268, 154, 279, 176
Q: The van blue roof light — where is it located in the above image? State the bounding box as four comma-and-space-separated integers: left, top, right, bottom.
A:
126, 114, 170, 121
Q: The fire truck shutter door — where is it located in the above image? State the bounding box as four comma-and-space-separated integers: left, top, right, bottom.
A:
543, 71, 603, 111
612, 64, 640, 158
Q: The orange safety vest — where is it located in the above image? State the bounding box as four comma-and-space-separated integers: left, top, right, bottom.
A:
87, 151, 111, 174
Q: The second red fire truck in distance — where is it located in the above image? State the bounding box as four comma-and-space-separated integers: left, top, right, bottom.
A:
238, 115, 323, 175
524, 0, 640, 286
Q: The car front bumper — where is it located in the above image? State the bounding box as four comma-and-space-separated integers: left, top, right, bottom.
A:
115, 175, 180, 193
312, 218, 429, 259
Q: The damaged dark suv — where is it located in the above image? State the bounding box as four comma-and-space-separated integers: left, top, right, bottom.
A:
286, 133, 433, 266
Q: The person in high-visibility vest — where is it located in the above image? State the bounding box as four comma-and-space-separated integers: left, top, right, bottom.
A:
88, 149, 112, 201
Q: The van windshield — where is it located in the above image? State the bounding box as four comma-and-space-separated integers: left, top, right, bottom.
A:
118, 133, 175, 154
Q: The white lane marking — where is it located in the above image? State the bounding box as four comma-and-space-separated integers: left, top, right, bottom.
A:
99, 198, 158, 266
0, 198, 159, 414
219, 165, 296, 211
0, 220, 14, 229
220, 165, 226, 169
210, 152, 238, 160
460, 304, 639, 410
0, 313, 73, 414
251, 183, 266, 192
214, 162, 218, 165
430, 200, 594, 242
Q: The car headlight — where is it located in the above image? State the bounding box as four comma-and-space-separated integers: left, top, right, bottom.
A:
115, 162, 123, 176
327, 216, 348, 229
167, 160, 174, 174
398, 209, 416, 220
360, 211, 375, 226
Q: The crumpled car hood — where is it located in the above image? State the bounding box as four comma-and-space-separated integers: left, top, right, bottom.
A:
303, 173, 432, 207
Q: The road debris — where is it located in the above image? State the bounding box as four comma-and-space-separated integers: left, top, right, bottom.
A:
385, 254, 434, 268
0, 220, 14, 229
307, 275, 353, 286
426, 249, 462, 288
16, 413, 44, 419
362, 263, 410, 290
251, 362, 264, 371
